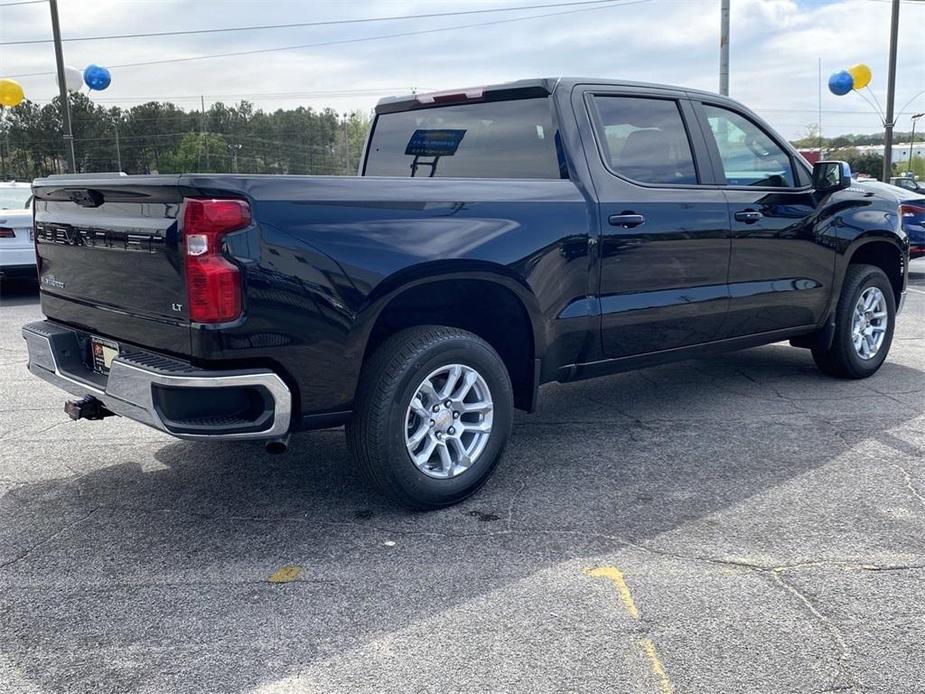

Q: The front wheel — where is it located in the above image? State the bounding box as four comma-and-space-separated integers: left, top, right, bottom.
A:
812, 264, 896, 379
346, 326, 514, 509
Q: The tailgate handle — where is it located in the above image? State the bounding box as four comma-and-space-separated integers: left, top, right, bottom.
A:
67, 189, 104, 208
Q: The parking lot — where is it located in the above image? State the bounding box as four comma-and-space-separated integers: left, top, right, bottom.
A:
0, 263, 923, 694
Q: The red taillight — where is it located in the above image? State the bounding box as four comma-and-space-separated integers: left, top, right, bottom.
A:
182, 198, 251, 323
900, 203, 925, 222
0, 227, 15, 238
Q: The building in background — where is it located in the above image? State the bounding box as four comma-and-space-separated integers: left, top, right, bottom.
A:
851, 143, 925, 160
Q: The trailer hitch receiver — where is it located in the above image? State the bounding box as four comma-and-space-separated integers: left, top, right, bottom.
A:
64, 395, 114, 421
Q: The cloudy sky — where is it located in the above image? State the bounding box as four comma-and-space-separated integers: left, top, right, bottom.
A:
0, 0, 922, 140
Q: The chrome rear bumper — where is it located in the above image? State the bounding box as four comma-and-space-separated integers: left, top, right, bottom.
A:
22, 320, 291, 440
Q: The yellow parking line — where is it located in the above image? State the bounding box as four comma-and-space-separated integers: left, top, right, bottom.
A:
640, 638, 674, 694
584, 566, 640, 619
268, 564, 303, 583
585, 566, 674, 694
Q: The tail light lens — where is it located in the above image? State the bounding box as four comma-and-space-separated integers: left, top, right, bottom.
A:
900, 203, 925, 225
0, 227, 15, 238
182, 198, 251, 323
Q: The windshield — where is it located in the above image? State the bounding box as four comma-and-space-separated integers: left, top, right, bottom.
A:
0, 188, 30, 210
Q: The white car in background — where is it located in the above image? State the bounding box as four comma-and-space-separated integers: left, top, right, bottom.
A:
0, 182, 35, 282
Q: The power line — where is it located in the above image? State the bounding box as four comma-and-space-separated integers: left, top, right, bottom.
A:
8, 0, 652, 77
2, 0, 641, 45
26, 88, 427, 104
0, 0, 45, 6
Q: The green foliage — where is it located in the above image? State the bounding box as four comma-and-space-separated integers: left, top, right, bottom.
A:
790, 122, 919, 152
823, 148, 924, 181
0, 93, 372, 179
827, 147, 883, 179
159, 132, 228, 173
790, 121, 925, 182
900, 155, 925, 179
791, 123, 821, 150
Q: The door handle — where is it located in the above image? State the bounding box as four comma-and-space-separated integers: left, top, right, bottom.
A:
734, 209, 762, 224
608, 213, 646, 228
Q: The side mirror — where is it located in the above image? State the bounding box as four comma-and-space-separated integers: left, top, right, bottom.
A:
812, 160, 852, 193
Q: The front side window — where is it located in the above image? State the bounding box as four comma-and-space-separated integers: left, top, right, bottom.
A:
702, 104, 795, 188
591, 96, 698, 185
364, 98, 563, 179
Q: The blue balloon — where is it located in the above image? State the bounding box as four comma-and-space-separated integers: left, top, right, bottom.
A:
828, 70, 853, 96
83, 64, 111, 91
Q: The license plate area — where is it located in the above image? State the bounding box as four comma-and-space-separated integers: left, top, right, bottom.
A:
90, 336, 119, 375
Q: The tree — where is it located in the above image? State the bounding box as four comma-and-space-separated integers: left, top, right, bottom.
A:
791, 123, 821, 150
827, 147, 883, 179
158, 132, 229, 173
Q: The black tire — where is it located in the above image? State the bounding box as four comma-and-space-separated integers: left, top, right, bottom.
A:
812, 264, 896, 379
346, 326, 514, 510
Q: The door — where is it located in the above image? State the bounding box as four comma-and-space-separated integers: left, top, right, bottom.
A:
696, 101, 834, 336
580, 90, 731, 358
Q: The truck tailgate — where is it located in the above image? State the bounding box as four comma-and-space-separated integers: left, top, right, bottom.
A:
32, 176, 191, 355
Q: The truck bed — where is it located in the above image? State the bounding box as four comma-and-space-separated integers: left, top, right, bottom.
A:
31, 172, 590, 425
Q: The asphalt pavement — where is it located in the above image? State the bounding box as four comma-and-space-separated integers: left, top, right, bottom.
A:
1, 262, 924, 694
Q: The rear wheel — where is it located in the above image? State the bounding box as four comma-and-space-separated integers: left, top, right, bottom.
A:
347, 326, 513, 509
812, 264, 895, 379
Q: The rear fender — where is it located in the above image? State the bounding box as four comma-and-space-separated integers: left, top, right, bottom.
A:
347, 265, 545, 363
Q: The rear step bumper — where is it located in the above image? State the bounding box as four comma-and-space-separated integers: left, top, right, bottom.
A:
22, 320, 291, 440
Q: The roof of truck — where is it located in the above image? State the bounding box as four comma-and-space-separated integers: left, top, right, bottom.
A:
375, 77, 739, 113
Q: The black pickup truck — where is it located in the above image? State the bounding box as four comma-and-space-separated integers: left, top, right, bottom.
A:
23, 78, 908, 508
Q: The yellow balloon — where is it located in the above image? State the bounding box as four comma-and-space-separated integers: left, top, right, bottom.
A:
0, 78, 25, 107
848, 63, 872, 91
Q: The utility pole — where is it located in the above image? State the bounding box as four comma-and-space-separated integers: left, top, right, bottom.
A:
909, 113, 924, 174
49, 0, 76, 172
201, 96, 210, 170
230, 143, 241, 173
719, 0, 730, 96
882, 0, 899, 182
817, 58, 824, 158
113, 120, 122, 172
0, 129, 7, 180
342, 112, 349, 175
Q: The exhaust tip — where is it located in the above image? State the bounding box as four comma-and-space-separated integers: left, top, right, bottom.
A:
265, 435, 290, 455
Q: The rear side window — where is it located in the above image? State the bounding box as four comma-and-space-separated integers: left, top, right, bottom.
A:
702, 104, 795, 188
591, 96, 698, 185
364, 98, 563, 179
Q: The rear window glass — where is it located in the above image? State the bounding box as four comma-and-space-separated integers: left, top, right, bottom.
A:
0, 188, 31, 210
364, 98, 564, 179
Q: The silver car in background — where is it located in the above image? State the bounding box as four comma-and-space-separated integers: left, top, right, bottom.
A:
0, 182, 35, 282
